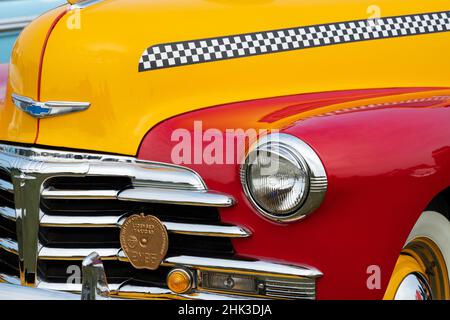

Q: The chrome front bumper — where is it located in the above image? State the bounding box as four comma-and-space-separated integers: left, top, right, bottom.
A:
0, 143, 321, 300
0, 282, 79, 300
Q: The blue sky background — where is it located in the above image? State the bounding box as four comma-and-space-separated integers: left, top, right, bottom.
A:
0, 0, 65, 63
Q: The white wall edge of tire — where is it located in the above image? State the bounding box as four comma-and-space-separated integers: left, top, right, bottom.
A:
405, 210, 450, 281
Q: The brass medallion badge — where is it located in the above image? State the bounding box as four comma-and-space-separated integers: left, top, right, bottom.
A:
120, 214, 169, 270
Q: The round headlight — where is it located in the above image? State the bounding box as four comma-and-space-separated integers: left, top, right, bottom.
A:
245, 147, 309, 215
241, 133, 327, 222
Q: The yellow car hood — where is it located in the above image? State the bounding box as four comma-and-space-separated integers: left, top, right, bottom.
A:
5, 0, 450, 155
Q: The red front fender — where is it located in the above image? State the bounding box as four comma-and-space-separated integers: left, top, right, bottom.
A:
137, 87, 450, 299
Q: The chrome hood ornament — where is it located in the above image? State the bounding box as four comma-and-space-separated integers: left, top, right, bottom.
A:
12, 93, 90, 118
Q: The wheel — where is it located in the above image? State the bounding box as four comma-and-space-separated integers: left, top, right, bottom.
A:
384, 211, 450, 300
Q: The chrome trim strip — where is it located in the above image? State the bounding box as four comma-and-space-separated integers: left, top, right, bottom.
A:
69, 0, 104, 10
40, 214, 251, 238
266, 278, 314, 284
0, 282, 79, 300
265, 287, 315, 294
117, 188, 235, 207
115, 284, 262, 300
0, 144, 208, 191
0, 238, 18, 255
37, 282, 97, 294
165, 256, 322, 278
41, 186, 235, 207
37, 247, 322, 279
0, 206, 15, 221
39, 214, 122, 228
12, 94, 91, 119
0, 180, 13, 193
265, 284, 315, 290
41, 188, 119, 200
0, 16, 36, 32
36, 281, 259, 300
38, 247, 119, 261
265, 280, 315, 287
266, 292, 314, 300
162, 221, 249, 237
86, 163, 207, 191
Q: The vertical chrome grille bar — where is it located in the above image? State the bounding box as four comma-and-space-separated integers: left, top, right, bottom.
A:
11, 166, 41, 286
6, 155, 90, 286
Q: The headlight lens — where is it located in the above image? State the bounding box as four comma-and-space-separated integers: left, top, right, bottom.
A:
241, 133, 327, 222
246, 147, 309, 215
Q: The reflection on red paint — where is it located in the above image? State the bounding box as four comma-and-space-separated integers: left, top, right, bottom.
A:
138, 87, 450, 299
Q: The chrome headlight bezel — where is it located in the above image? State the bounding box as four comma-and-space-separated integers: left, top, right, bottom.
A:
240, 133, 327, 223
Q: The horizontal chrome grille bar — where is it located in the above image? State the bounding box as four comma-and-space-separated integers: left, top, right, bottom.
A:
39, 214, 122, 228
37, 247, 321, 279
265, 287, 315, 295
162, 221, 249, 237
0, 238, 18, 255
266, 282, 316, 291
265, 292, 314, 300
0, 144, 210, 192
0, 180, 13, 193
39, 213, 250, 237
265, 279, 315, 287
41, 187, 234, 207
38, 247, 120, 261
41, 188, 118, 200
0, 206, 15, 221
165, 256, 322, 278
117, 188, 235, 207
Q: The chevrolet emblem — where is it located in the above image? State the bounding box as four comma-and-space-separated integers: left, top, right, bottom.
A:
120, 214, 169, 270
12, 93, 90, 119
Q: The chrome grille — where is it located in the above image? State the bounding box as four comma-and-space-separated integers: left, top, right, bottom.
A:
264, 278, 316, 299
0, 170, 19, 279
0, 144, 321, 299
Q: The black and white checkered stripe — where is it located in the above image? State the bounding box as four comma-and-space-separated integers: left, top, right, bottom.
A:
139, 11, 450, 72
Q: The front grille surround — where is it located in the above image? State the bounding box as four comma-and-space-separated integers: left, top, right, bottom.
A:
0, 144, 321, 299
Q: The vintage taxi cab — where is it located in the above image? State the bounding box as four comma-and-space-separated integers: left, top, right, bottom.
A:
0, 0, 449, 300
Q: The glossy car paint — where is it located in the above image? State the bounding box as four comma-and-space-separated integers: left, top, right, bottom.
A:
1, 0, 449, 154
0, 0, 66, 63
138, 88, 450, 299
0, 6, 66, 144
